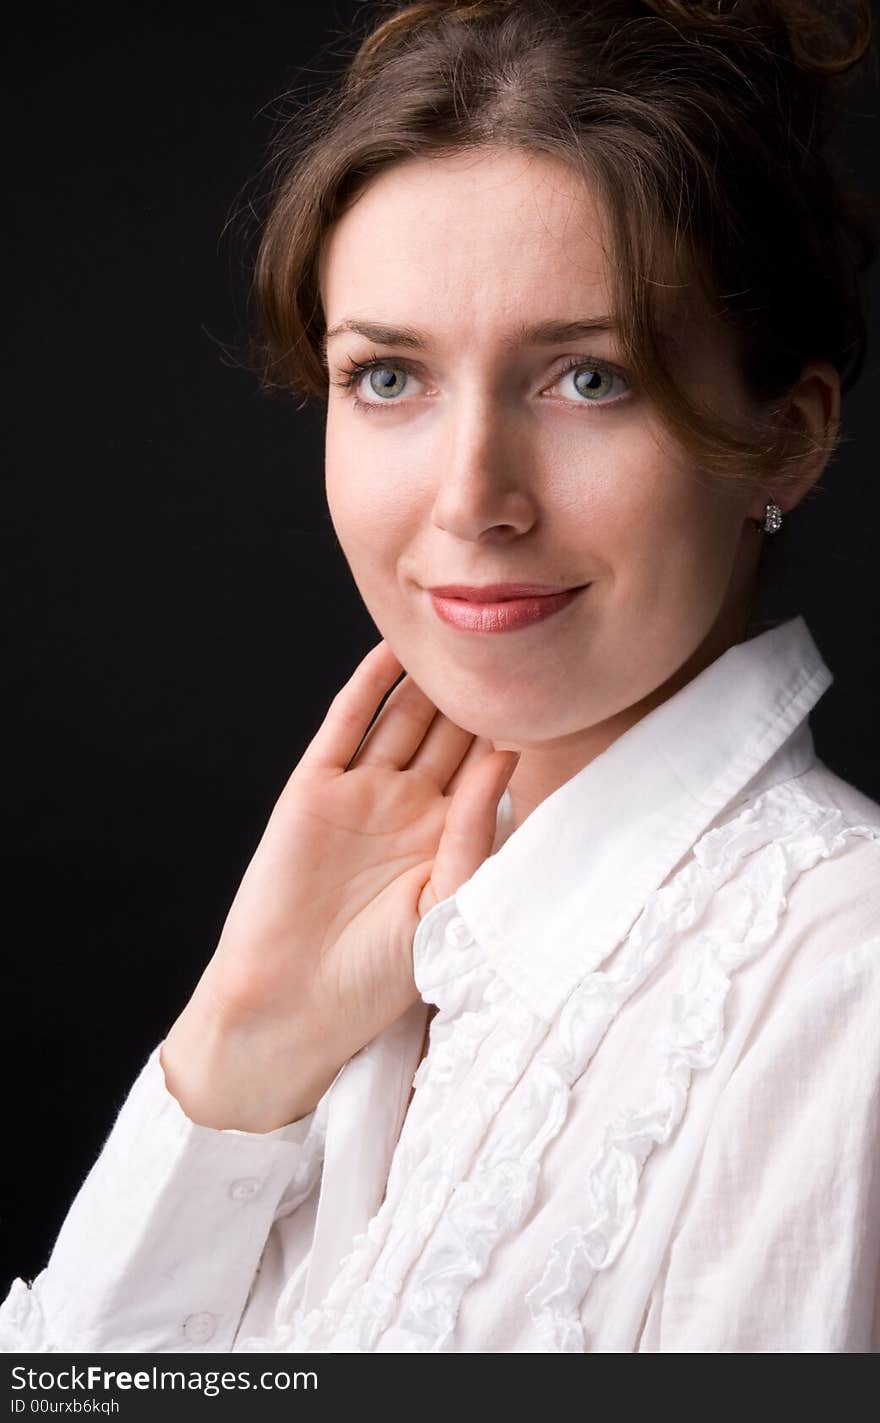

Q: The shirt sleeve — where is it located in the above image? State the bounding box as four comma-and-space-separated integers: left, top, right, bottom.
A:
0, 1041, 332, 1354
639, 935, 880, 1352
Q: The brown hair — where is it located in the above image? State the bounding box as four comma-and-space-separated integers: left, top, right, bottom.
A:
245, 0, 878, 489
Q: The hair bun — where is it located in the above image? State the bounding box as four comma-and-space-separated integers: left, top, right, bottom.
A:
639, 0, 873, 75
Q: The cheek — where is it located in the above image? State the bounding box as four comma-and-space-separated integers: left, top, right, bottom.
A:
593, 447, 743, 576
324, 431, 415, 587
580, 450, 749, 657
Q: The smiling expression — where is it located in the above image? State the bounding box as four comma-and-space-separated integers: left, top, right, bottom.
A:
319, 146, 769, 747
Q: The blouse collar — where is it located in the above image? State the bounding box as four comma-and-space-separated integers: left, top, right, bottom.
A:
451, 615, 832, 1020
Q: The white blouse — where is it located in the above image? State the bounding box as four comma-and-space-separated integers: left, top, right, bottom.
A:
3, 615, 880, 1353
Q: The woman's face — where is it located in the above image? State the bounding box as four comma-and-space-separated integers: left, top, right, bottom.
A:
319, 147, 769, 748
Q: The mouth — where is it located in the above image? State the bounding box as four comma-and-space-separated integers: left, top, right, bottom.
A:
426, 583, 589, 634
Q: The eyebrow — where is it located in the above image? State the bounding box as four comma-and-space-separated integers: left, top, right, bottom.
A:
321, 316, 618, 362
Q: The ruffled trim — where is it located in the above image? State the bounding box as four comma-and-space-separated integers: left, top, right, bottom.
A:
241, 781, 879, 1354
236, 918, 515, 1353
525, 788, 880, 1351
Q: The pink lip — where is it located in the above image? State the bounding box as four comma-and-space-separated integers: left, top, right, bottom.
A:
427, 584, 588, 633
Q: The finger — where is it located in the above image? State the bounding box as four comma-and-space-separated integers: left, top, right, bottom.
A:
419, 750, 520, 914
298, 640, 405, 773
443, 735, 497, 797
404, 712, 479, 789
350, 673, 442, 770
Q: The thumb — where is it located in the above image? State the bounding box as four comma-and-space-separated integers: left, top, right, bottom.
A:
418, 749, 520, 918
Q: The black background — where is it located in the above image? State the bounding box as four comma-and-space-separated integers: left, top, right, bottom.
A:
4, 0, 880, 1287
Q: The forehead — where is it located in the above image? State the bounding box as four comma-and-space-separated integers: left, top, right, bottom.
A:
318, 147, 616, 337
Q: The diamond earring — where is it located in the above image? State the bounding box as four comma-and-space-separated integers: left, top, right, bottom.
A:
762, 500, 783, 534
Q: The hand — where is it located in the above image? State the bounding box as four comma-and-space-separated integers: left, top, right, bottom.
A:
159, 639, 518, 1131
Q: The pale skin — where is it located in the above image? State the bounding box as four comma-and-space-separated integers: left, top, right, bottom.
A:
160, 146, 839, 1132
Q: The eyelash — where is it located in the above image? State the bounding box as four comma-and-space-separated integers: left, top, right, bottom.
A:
330, 352, 631, 415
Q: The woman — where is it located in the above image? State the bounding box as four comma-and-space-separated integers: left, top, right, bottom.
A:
3, 0, 879, 1353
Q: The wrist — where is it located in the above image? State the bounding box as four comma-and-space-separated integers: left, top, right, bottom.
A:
159, 995, 339, 1133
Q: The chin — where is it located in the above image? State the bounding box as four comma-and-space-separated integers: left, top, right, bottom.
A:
427, 680, 600, 746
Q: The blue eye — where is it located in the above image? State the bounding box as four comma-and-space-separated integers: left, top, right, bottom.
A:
333, 358, 424, 409
365, 365, 408, 399
554, 359, 629, 404
331, 353, 631, 413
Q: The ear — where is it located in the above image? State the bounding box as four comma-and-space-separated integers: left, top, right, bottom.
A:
746, 359, 841, 523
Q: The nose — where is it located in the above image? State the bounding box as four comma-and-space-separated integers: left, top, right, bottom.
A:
430, 392, 539, 543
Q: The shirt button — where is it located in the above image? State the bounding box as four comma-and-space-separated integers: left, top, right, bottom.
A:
444, 915, 474, 949
183, 1311, 216, 1345
228, 1176, 264, 1201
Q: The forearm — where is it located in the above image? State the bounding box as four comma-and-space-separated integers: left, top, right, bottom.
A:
0, 1044, 329, 1353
